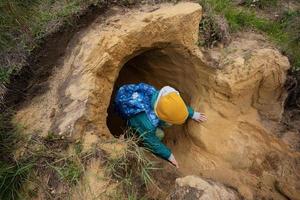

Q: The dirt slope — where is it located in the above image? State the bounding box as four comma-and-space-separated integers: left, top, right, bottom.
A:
13, 2, 300, 199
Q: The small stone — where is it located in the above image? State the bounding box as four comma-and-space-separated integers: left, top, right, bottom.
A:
167, 176, 242, 200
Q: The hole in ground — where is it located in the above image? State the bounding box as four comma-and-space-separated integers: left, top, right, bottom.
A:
106, 47, 199, 146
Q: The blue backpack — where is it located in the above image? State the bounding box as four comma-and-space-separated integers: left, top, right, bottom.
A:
114, 83, 160, 126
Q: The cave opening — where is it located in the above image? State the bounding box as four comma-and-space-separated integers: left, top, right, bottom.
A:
106, 47, 199, 149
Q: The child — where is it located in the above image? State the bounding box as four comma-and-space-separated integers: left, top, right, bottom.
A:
115, 83, 207, 168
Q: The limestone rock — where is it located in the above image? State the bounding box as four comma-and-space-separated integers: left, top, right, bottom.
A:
168, 176, 241, 200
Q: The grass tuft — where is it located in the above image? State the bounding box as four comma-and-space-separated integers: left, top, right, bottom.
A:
0, 161, 33, 200
49, 159, 83, 185
0, 110, 22, 161
106, 135, 159, 199
0, 110, 30, 200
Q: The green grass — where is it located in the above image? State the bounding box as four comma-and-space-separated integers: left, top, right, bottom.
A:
0, 0, 38, 84
0, 111, 32, 200
0, 123, 85, 199
49, 159, 83, 185
200, 0, 280, 32
0, 111, 34, 200
0, 67, 14, 84
0, 161, 33, 200
199, 0, 300, 70
0, 111, 22, 160
0, 0, 38, 49
74, 140, 83, 155
32, 133, 85, 185
0, 0, 101, 84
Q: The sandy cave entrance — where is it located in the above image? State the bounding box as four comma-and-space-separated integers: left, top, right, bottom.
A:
106, 47, 200, 147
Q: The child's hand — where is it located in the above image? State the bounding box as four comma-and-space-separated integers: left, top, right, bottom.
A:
168, 153, 179, 168
192, 112, 207, 122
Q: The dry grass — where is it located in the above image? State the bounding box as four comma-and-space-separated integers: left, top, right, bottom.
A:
105, 134, 160, 200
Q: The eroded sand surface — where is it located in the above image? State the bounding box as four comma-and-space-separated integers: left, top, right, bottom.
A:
14, 2, 300, 199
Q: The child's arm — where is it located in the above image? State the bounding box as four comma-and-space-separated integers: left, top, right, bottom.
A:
187, 106, 207, 122
129, 112, 178, 167
141, 132, 178, 167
